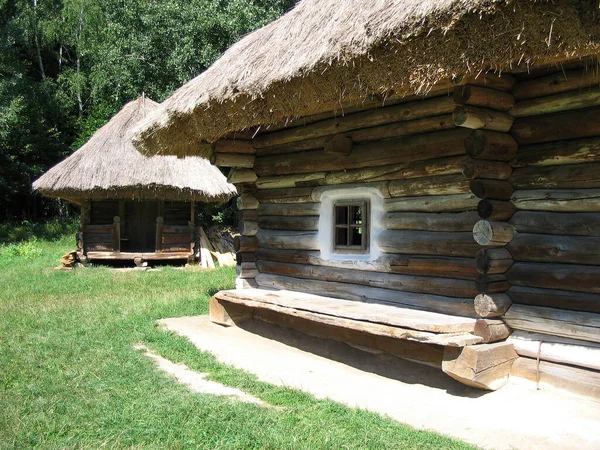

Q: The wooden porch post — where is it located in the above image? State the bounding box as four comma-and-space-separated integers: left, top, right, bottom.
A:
155, 216, 164, 253
113, 216, 121, 253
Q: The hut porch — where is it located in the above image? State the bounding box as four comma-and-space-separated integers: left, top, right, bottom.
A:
209, 288, 517, 391
79, 199, 197, 265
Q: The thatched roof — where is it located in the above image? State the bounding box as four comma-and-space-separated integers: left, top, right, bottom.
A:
133, 0, 599, 157
33, 97, 236, 203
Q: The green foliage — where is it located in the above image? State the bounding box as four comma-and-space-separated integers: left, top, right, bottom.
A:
0, 216, 79, 243
0, 239, 42, 258
0, 0, 295, 220
0, 235, 474, 449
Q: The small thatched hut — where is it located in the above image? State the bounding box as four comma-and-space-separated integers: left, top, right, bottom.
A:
34, 96, 236, 265
133, 0, 600, 395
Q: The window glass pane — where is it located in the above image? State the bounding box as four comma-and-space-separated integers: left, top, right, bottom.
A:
335, 227, 348, 246
350, 205, 363, 225
335, 206, 348, 225
350, 227, 363, 246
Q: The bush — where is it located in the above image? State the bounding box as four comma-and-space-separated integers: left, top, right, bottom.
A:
0, 217, 79, 244
0, 239, 43, 258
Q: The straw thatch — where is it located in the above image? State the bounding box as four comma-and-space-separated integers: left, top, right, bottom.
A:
33, 97, 236, 203
132, 0, 599, 157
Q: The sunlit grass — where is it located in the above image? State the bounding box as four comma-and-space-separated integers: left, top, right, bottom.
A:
0, 233, 474, 449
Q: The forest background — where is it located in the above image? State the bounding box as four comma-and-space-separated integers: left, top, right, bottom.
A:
0, 0, 293, 221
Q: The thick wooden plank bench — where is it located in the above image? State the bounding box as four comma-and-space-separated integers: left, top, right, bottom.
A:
210, 288, 517, 390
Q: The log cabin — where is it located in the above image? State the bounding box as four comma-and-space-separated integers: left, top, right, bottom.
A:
33, 97, 236, 266
133, 0, 600, 394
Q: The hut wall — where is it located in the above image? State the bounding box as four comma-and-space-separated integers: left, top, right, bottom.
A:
229, 79, 519, 317
498, 66, 600, 380
225, 66, 600, 392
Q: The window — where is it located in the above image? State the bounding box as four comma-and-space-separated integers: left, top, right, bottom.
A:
333, 201, 369, 252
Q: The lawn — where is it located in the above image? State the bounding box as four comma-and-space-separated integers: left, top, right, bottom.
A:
0, 226, 474, 449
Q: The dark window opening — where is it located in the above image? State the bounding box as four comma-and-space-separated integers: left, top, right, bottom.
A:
333, 201, 368, 252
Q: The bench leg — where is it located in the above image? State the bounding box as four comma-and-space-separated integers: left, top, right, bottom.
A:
209, 297, 253, 327
442, 342, 518, 391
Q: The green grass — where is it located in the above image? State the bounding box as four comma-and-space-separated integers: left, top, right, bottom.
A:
0, 231, 475, 449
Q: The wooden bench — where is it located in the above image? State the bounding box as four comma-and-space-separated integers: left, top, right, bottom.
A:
210, 288, 517, 390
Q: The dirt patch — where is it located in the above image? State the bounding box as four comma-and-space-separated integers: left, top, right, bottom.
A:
135, 344, 267, 407
159, 316, 600, 450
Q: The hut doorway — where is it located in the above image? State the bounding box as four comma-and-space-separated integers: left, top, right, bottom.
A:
123, 201, 159, 252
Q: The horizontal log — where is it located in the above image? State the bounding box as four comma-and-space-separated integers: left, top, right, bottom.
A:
474, 294, 512, 318
253, 95, 456, 148
470, 179, 513, 200
324, 134, 353, 155
256, 172, 327, 189
257, 203, 320, 216
466, 72, 516, 92
236, 262, 258, 279
511, 108, 600, 145
385, 193, 479, 213
235, 252, 256, 264
507, 233, 600, 265
82, 225, 113, 233
377, 230, 479, 257
442, 342, 517, 390
511, 189, 600, 212
162, 234, 192, 245
162, 244, 190, 253
82, 232, 113, 243
511, 356, 600, 400
256, 260, 478, 298
235, 278, 258, 290
453, 85, 514, 111
507, 262, 600, 294
255, 248, 478, 280
254, 127, 469, 176
215, 139, 255, 154
476, 274, 510, 294
465, 130, 518, 161
254, 187, 314, 204
250, 306, 449, 366
511, 68, 600, 101
460, 159, 512, 180
507, 331, 600, 371
383, 211, 479, 232
453, 106, 514, 131
257, 215, 319, 231
474, 319, 512, 343
473, 220, 516, 246
503, 304, 600, 343
509, 163, 600, 190
321, 155, 465, 185
255, 273, 477, 317
476, 247, 514, 275
239, 220, 259, 237
234, 236, 258, 253
84, 243, 114, 252
236, 194, 259, 210
477, 199, 516, 221
241, 210, 258, 221
512, 136, 600, 168
256, 229, 319, 250
510, 211, 600, 236
508, 285, 600, 314
388, 174, 470, 197
210, 152, 256, 168
510, 86, 600, 118
228, 169, 257, 184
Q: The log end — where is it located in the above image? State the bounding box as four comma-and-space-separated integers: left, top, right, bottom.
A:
442, 342, 518, 390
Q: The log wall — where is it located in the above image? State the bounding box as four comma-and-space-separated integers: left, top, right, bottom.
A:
218, 65, 600, 395
499, 65, 600, 381
231, 83, 517, 318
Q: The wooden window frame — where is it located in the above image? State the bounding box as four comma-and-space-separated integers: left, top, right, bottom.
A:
332, 200, 369, 254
